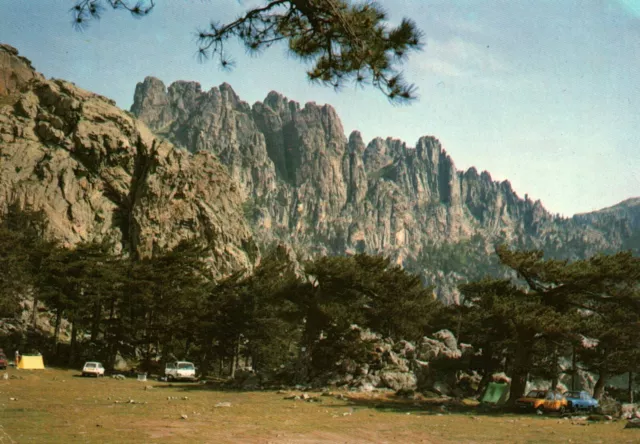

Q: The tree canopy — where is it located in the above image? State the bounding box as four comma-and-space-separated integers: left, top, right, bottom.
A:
70, 0, 423, 103
458, 245, 640, 401
2, 203, 638, 400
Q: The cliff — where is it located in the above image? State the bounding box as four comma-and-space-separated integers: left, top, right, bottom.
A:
0, 45, 255, 278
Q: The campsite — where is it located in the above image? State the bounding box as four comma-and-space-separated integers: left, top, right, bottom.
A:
0, 367, 636, 443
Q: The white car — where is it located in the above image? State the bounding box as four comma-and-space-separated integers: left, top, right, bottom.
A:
165, 361, 197, 381
82, 361, 105, 377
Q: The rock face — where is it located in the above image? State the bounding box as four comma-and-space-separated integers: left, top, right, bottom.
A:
572, 198, 640, 252
0, 45, 255, 277
131, 76, 639, 301
0, 44, 43, 97
321, 326, 475, 395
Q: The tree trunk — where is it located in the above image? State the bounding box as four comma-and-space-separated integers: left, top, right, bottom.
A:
31, 297, 39, 328
508, 338, 533, 405
230, 337, 240, 379
476, 370, 493, 397
90, 301, 101, 343
53, 309, 63, 351
550, 345, 559, 391
105, 297, 117, 370
475, 351, 498, 396
629, 372, 634, 403
455, 309, 463, 343
571, 347, 577, 391
199, 351, 209, 378
593, 368, 609, 400
69, 319, 78, 365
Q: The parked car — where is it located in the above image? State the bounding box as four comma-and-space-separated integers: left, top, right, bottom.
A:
541, 391, 569, 414
0, 349, 7, 370
564, 390, 599, 412
165, 361, 197, 381
82, 361, 105, 377
515, 390, 548, 411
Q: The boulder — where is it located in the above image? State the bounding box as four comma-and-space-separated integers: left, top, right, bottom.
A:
621, 403, 638, 419
599, 397, 622, 417
381, 350, 409, 372
492, 372, 511, 384
416, 330, 461, 361
379, 370, 417, 391
393, 340, 416, 359
625, 418, 640, 429
432, 381, 452, 396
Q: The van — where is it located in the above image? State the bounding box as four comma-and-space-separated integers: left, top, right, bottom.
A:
82, 361, 105, 377
164, 361, 197, 381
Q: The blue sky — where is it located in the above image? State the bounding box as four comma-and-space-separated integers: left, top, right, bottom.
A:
0, 0, 638, 216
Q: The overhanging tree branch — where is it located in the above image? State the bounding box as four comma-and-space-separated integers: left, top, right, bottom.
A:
71, 0, 423, 103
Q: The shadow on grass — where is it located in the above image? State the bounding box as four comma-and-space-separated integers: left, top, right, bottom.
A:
336, 396, 489, 416
143, 379, 251, 393
135, 379, 573, 420
145, 381, 548, 418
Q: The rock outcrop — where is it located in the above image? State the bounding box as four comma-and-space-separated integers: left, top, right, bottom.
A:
0, 45, 255, 277
131, 76, 639, 301
316, 326, 476, 395
0, 44, 43, 97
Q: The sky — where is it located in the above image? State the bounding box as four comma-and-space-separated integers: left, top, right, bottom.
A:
0, 0, 638, 216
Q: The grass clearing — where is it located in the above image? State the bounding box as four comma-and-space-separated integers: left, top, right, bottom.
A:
0, 368, 636, 443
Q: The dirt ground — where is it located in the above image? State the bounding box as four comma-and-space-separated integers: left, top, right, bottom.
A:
0, 368, 636, 443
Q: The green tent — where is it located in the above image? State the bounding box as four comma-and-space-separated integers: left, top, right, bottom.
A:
481, 382, 509, 404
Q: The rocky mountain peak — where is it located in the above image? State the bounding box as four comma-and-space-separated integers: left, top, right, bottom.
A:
130, 76, 170, 129
1, 45, 256, 278
348, 131, 366, 155
262, 90, 296, 112
129, 75, 639, 302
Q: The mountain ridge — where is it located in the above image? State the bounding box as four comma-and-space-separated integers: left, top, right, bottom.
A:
1, 41, 636, 302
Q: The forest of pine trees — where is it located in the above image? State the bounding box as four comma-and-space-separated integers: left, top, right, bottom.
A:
1, 206, 639, 401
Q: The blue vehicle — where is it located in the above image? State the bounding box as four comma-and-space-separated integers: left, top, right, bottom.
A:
564, 391, 599, 412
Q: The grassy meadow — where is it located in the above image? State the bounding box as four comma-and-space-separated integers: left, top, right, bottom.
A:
0, 368, 636, 443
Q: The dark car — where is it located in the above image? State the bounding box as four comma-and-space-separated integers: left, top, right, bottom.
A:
0, 349, 7, 369
564, 390, 599, 412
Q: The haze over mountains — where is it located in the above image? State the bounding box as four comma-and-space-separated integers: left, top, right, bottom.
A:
1, 43, 638, 301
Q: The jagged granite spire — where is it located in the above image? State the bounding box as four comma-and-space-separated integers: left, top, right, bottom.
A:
130, 77, 639, 302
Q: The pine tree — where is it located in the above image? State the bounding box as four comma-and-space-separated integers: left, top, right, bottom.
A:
0, 204, 52, 318
460, 278, 566, 403
462, 246, 640, 402
297, 253, 438, 378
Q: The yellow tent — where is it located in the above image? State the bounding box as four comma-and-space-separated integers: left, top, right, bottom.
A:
17, 355, 45, 370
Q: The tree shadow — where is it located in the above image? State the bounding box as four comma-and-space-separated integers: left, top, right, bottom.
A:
143, 379, 250, 393
336, 394, 482, 415
133, 382, 561, 420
